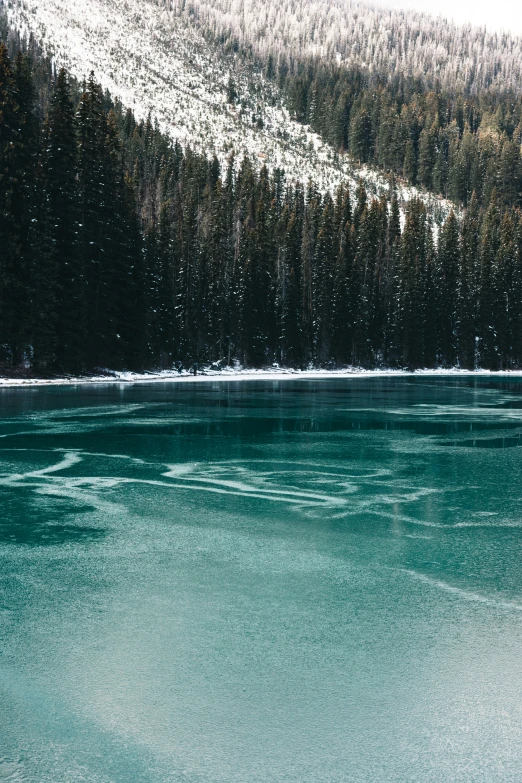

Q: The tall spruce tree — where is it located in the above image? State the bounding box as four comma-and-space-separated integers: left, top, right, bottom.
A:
332, 184, 353, 363
384, 192, 401, 365
457, 193, 480, 369
42, 68, 82, 371
0, 44, 31, 366
437, 210, 460, 366
400, 199, 428, 368
77, 73, 108, 369
314, 195, 335, 363
479, 192, 502, 368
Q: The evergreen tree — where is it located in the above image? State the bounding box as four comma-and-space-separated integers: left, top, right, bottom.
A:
314, 195, 335, 363
457, 193, 480, 368
349, 107, 372, 163
510, 213, 522, 367
383, 192, 402, 365
403, 138, 417, 184
331, 185, 353, 363
0, 44, 31, 366
399, 199, 428, 368
77, 73, 109, 368
417, 123, 437, 190
494, 212, 515, 367
277, 204, 303, 366
479, 193, 502, 368
301, 180, 320, 364
423, 227, 438, 368
437, 210, 460, 366
35, 69, 74, 370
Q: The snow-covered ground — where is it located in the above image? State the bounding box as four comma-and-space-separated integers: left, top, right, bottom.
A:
1, 368, 521, 388
4, 0, 352, 190
3, 0, 454, 218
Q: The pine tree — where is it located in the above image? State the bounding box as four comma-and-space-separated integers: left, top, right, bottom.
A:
0, 44, 32, 366
457, 193, 480, 368
331, 184, 353, 363
383, 192, 402, 365
13, 51, 39, 358
403, 138, 417, 184
351, 202, 371, 366
417, 122, 437, 190
314, 195, 335, 363
498, 140, 522, 209
437, 210, 460, 366
97, 109, 137, 369
399, 199, 428, 368
178, 152, 207, 362
301, 180, 320, 364
40, 68, 83, 371
277, 204, 303, 366
368, 194, 388, 361
122, 174, 147, 370
478, 192, 502, 368
510, 213, 522, 367
423, 227, 438, 368
494, 212, 515, 367
349, 107, 372, 163
147, 201, 176, 365
206, 176, 231, 362
77, 73, 109, 369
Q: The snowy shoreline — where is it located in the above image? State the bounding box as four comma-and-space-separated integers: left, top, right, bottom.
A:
2, 367, 522, 389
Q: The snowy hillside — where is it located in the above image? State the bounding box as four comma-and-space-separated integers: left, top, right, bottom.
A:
3, 0, 451, 219
2, 0, 348, 188
177, 0, 522, 93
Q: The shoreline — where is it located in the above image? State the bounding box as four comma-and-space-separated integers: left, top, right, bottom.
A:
2, 367, 522, 389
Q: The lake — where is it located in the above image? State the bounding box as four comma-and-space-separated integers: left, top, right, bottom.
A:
1, 376, 522, 782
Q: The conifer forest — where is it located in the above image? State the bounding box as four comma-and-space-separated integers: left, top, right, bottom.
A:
2, 20, 522, 375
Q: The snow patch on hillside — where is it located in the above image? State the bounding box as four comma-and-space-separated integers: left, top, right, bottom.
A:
3, 0, 453, 219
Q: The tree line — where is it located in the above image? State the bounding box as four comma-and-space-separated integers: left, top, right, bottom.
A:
1, 43, 522, 375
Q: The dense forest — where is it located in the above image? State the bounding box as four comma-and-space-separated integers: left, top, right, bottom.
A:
175, 0, 522, 212
191, 11, 522, 213
280, 63, 522, 211
179, 0, 522, 94
2, 33, 522, 375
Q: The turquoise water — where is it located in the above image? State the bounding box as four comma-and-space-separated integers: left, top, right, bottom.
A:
1, 377, 522, 782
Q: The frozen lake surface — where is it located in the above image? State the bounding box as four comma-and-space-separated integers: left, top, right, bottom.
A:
1, 376, 522, 782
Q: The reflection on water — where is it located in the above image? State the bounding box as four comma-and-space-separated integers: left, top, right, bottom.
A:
1, 376, 522, 782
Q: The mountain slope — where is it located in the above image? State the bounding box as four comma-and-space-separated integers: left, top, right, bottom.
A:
2, 0, 349, 187
179, 0, 522, 93
2, 0, 452, 220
